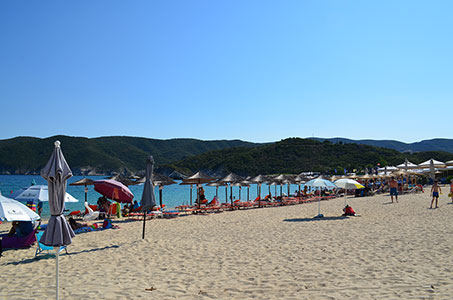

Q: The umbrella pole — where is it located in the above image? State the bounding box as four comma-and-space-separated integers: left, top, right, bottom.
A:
247, 186, 249, 201
230, 184, 233, 207
318, 189, 321, 216
159, 187, 163, 208
225, 186, 228, 203
56, 247, 59, 300
190, 185, 192, 206
84, 183, 87, 203
216, 186, 218, 200
239, 186, 241, 200
142, 211, 147, 239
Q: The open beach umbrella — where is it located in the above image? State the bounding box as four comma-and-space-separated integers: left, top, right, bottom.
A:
12, 185, 78, 203
397, 159, 418, 170
239, 180, 251, 201
69, 178, 94, 208
249, 175, 269, 207
152, 173, 176, 208
219, 173, 244, 206
40, 141, 75, 300
294, 175, 307, 197
0, 193, 40, 222
304, 176, 337, 218
182, 171, 213, 207
417, 159, 446, 179
141, 156, 157, 239
207, 180, 226, 203
179, 182, 195, 206
334, 178, 364, 205
93, 179, 134, 203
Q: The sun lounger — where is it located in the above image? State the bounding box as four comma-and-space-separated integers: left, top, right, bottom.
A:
35, 231, 68, 258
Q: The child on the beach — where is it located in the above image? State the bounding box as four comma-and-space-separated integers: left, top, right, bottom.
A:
430, 180, 441, 209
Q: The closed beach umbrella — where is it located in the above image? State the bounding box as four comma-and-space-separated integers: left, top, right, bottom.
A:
141, 156, 157, 239
304, 176, 337, 218
0, 193, 40, 222
40, 141, 75, 300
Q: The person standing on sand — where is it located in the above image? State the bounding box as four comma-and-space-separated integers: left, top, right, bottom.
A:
389, 176, 398, 203
450, 179, 453, 203
430, 180, 441, 209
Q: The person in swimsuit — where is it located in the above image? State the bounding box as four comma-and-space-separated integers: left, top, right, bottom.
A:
430, 180, 441, 209
389, 176, 398, 203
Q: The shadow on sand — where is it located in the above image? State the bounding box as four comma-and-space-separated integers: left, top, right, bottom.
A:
4, 245, 120, 265
284, 216, 348, 222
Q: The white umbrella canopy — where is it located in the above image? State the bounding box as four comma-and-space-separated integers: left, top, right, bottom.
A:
0, 193, 40, 222
334, 178, 364, 190
396, 160, 418, 169
12, 185, 78, 203
417, 159, 446, 168
417, 159, 446, 179
304, 176, 337, 217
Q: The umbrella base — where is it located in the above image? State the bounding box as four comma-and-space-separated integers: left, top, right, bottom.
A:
313, 214, 324, 219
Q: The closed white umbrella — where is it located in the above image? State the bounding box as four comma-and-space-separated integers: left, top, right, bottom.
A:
0, 193, 40, 222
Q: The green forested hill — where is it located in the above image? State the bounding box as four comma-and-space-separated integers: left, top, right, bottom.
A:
0, 135, 259, 175
166, 138, 453, 176
1, 136, 452, 176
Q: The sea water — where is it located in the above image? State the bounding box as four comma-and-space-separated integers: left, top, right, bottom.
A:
0, 175, 302, 217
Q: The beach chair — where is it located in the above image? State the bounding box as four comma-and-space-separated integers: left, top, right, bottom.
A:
35, 231, 68, 258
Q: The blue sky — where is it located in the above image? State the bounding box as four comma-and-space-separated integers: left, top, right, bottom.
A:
1, 1, 452, 143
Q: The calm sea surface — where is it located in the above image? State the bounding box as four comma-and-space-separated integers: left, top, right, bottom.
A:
0, 175, 301, 217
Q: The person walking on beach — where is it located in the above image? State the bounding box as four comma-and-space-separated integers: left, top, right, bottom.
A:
430, 180, 441, 209
389, 176, 398, 203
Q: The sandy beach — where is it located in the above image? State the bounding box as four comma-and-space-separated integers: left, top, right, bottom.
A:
1, 190, 452, 299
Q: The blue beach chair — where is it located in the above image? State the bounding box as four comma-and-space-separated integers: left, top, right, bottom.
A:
35, 231, 68, 258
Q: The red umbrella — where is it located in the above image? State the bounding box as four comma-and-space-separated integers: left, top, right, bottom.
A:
93, 179, 134, 203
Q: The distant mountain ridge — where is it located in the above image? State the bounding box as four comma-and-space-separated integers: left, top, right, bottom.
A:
310, 138, 453, 154
0, 135, 259, 175
1, 135, 453, 176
